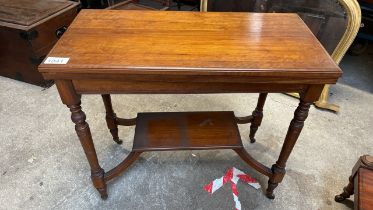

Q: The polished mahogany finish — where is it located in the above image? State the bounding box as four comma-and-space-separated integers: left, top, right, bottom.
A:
39, 10, 342, 200
39, 10, 341, 84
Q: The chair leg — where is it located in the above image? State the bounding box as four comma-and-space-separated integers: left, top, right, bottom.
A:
249, 93, 268, 143
101, 94, 122, 144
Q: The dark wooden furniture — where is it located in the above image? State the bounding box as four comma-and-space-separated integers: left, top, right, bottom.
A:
151, 0, 172, 8
38, 10, 342, 200
79, 0, 104, 8
106, 0, 171, 10
107, 0, 161, 10
107, 0, 156, 10
335, 155, 373, 209
0, 0, 79, 87
175, 0, 200, 10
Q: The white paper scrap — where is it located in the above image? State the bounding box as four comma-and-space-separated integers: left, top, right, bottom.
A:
44, 57, 70, 64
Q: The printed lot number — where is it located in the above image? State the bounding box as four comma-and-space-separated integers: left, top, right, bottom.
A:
44, 57, 70, 64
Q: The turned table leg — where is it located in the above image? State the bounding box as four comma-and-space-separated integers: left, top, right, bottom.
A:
335, 175, 354, 202
266, 100, 312, 199
56, 80, 108, 199
249, 93, 268, 143
69, 103, 108, 199
101, 94, 122, 144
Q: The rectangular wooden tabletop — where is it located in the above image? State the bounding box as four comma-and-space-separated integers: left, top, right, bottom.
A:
39, 10, 342, 84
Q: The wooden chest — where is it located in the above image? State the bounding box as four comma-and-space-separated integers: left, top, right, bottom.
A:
0, 0, 79, 87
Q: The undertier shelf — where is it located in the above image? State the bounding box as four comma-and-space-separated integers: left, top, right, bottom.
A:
133, 111, 243, 152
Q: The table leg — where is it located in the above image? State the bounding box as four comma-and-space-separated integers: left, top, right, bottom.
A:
56, 80, 107, 199
69, 103, 108, 199
335, 175, 354, 202
101, 94, 122, 144
266, 100, 312, 199
249, 93, 267, 143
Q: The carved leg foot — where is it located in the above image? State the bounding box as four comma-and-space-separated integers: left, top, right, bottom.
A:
92, 168, 108, 199
249, 93, 267, 143
102, 94, 122, 144
265, 180, 278, 199
249, 127, 258, 143
335, 194, 348, 202
265, 164, 286, 199
109, 127, 122, 145
99, 190, 108, 200
335, 176, 354, 202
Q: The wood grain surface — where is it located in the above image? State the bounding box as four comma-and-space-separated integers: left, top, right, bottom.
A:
39, 10, 342, 84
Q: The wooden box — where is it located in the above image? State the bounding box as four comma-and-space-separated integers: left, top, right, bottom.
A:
0, 0, 79, 86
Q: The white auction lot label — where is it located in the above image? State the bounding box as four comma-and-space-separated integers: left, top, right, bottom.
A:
44, 57, 70, 64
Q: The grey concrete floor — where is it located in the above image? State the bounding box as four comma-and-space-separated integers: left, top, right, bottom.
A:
1, 49, 373, 209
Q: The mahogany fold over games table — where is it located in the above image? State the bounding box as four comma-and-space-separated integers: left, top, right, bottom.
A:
38, 10, 342, 200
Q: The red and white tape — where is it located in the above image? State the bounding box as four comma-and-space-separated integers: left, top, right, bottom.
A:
204, 167, 260, 210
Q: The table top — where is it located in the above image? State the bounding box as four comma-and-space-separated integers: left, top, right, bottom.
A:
39, 10, 342, 84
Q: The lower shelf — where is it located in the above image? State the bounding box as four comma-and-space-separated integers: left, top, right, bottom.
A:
133, 111, 243, 151
105, 111, 273, 199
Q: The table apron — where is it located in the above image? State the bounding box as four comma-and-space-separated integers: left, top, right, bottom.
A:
72, 79, 310, 94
